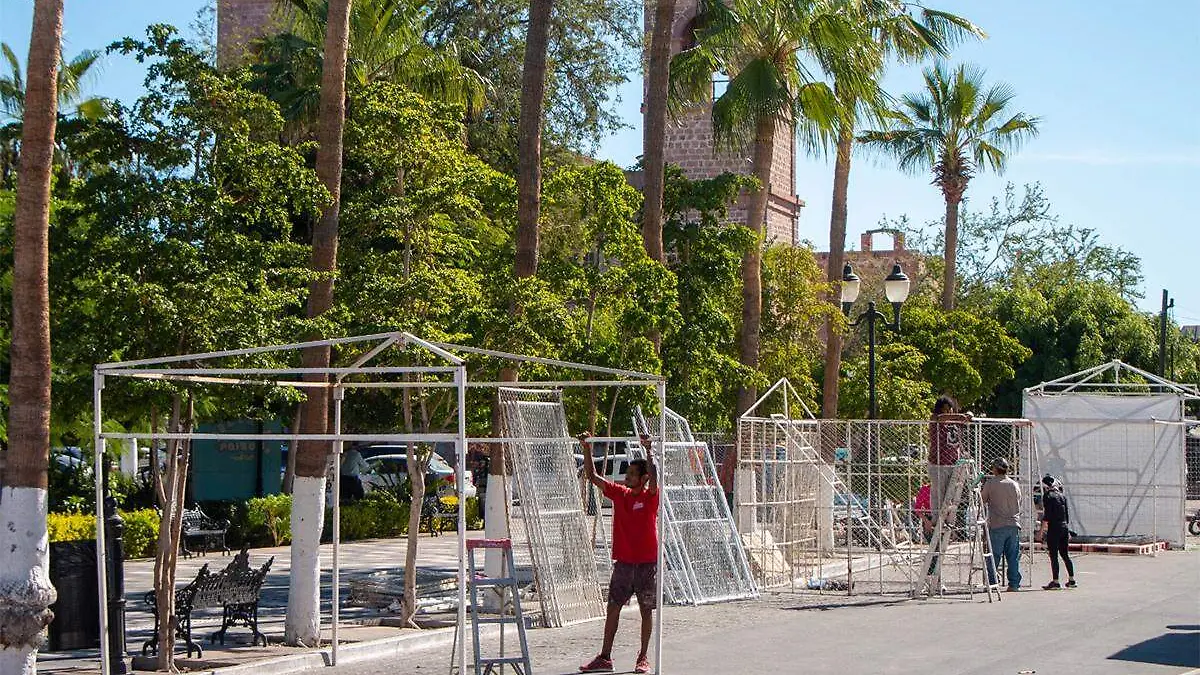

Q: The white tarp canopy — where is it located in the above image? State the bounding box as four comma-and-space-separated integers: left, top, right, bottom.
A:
1023, 361, 1193, 548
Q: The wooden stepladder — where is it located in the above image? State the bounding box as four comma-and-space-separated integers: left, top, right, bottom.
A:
466, 538, 533, 675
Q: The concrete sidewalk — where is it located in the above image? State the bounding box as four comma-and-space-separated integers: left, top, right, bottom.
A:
39, 531, 484, 674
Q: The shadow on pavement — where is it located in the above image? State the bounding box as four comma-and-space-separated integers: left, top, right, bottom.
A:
1108, 627, 1200, 669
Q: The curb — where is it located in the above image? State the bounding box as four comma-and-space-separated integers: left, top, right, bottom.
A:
205, 624, 501, 675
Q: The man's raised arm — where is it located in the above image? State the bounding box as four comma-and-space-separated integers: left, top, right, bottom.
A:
578, 432, 607, 489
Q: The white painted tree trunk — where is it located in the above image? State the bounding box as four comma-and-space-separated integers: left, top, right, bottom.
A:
285, 476, 326, 645
119, 439, 138, 476
482, 479, 510, 611
0, 486, 56, 675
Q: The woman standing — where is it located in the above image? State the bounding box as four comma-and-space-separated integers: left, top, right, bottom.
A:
1040, 475, 1077, 589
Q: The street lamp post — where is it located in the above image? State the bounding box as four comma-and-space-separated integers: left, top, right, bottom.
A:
840, 263, 911, 419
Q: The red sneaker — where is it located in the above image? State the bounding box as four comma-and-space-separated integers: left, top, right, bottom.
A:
580, 655, 614, 672
635, 654, 652, 674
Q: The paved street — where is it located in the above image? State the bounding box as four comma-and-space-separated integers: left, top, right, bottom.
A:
331, 549, 1200, 675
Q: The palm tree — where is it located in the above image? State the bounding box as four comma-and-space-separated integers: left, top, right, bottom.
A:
284, 0, 353, 648
640, 0, 678, 263
814, 3, 983, 418
0, 1, 63, 674
515, 0, 553, 279
670, 0, 863, 416
859, 62, 1039, 310
1, 42, 109, 186
252, 0, 487, 131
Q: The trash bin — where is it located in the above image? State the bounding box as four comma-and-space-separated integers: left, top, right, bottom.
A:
47, 540, 100, 651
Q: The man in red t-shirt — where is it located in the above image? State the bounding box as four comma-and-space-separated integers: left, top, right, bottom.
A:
578, 432, 658, 674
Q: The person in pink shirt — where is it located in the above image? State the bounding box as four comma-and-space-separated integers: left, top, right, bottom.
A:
578, 432, 659, 674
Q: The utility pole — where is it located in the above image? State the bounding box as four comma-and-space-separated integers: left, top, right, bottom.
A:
1158, 289, 1174, 377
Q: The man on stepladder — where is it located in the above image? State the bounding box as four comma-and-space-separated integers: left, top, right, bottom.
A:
578, 431, 658, 674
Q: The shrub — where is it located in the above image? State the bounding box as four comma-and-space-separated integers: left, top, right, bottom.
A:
47, 508, 160, 558
47, 512, 94, 543
120, 509, 160, 558
247, 494, 292, 546
465, 496, 483, 530
338, 491, 410, 541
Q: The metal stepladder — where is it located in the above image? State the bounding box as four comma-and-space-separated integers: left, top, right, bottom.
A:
967, 481, 1003, 602
913, 459, 1001, 602
462, 538, 533, 675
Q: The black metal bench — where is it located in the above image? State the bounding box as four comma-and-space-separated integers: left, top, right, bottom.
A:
142, 548, 274, 658
421, 493, 456, 537
181, 506, 231, 557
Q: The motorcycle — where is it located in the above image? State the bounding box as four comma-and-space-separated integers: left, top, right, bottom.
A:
1189, 509, 1200, 537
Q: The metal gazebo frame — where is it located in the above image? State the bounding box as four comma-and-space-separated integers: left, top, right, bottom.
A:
92, 332, 669, 675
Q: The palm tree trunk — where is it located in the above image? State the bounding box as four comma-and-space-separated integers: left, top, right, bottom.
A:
0, 2, 62, 672
941, 192, 961, 311
285, 0, 353, 648
821, 124, 853, 418
640, 0, 676, 264
735, 116, 775, 417
515, 0, 554, 279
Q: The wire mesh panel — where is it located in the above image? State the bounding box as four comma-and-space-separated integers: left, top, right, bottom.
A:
499, 387, 604, 627
736, 416, 1036, 596
736, 415, 830, 589
632, 407, 757, 605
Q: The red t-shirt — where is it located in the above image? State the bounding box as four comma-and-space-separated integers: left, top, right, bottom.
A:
602, 481, 660, 564
928, 413, 969, 465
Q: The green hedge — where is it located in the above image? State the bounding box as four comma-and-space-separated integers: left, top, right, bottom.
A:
247, 494, 293, 546
48, 509, 160, 559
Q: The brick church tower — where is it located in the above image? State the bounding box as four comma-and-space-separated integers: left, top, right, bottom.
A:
216, 0, 281, 67
650, 0, 804, 245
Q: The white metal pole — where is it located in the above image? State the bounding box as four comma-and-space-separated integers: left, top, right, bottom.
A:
456, 366, 468, 675
782, 382, 793, 593
94, 373, 112, 675
332, 386, 344, 665
655, 381, 667, 675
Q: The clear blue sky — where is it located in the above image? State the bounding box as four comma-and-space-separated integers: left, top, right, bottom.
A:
3, 0, 1197, 321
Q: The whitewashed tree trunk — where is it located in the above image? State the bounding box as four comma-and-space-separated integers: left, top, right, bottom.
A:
284, 476, 326, 646
0, 487, 55, 675
482, 478, 510, 611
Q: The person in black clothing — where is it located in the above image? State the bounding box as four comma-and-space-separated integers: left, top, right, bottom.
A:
1039, 474, 1076, 590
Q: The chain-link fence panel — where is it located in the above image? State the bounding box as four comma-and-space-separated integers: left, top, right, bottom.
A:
735, 417, 1037, 597
632, 408, 757, 605
499, 387, 604, 627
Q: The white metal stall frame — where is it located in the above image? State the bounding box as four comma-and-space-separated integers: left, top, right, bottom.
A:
1024, 360, 1199, 548
91, 332, 670, 675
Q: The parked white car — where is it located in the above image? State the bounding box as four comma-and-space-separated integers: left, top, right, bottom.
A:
359, 452, 477, 500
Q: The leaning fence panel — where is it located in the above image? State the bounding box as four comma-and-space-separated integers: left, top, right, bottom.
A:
632, 407, 758, 605
499, 387, 604, 626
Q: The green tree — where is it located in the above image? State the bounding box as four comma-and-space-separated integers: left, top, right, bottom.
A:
426, 0, 639, 169
251, 0, 486, 135
859, 62, 1039, 311
759, 243, 837, 413
669, 0, 854, 417
1, 42, 111, 187
660, 167, 756, 430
